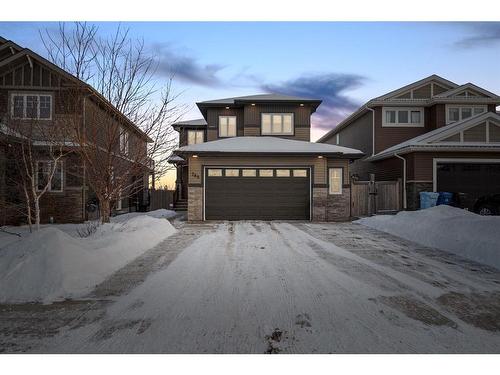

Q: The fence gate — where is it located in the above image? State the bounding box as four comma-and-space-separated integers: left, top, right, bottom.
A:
351, 175, 401, 217
149, 189, 174, 211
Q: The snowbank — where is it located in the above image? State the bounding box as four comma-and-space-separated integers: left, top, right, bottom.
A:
0, 213, 176, 303
356, 205, 500, 270
112, 209, 177, 223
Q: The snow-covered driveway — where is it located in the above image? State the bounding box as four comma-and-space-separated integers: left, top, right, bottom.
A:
31, 221, 500, 354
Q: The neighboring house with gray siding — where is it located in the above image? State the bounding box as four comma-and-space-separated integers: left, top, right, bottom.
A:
318, 74, 500, 211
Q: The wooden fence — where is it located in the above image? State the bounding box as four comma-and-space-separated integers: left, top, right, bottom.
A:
351, 175, 401, 217
149, 189, 175, 211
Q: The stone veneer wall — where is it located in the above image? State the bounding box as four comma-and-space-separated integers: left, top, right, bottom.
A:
188, 186, 203, 221
312, 187, 327, 221
406, 182, 433, 211
326, 187, 351, 221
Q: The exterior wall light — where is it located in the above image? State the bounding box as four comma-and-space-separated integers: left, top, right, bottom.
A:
225, 106, 230, 109
300, 103, 304, 107
317, 155, 323, 159
192, 155, 198, 158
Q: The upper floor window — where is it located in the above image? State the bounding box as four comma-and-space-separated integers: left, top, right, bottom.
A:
219, 116, 237, 137
446, 105, 486, 124
11, 94, 52, 120
382, 107, 424, 127
261, 113, 294, 135
119, 127, 129, 155
187, 130, 204, 145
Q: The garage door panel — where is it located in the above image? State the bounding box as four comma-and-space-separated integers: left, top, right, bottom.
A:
205, 168, 310, 220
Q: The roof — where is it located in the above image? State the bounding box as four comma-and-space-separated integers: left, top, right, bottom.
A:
167, 154, 186, 164
175, 136, 363, 157
0, 36, 152, 143
196, 93, 322, 118
367, 112, 500, 161
316, 74, 500, 143
172, 118, 207, 130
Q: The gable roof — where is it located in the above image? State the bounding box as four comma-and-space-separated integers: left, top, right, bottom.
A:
0, 36, 152, 142
175, 136, 363, 157
367, 112, 500, 161
433, 83, 500, 99
317, 74, 500, 144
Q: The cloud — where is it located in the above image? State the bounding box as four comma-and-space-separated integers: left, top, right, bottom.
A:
154, 44, 225, 87
261, 73, 365, 131
454, 23, 500, 48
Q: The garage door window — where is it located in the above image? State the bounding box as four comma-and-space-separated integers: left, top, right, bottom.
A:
208, 169, 223, 177
293, 169, 308, 177
328, 168, 343, 195
276, 169, 290, 177
242, 169, 257, 177
225, 169, 239, 177
259, 169, 274, 177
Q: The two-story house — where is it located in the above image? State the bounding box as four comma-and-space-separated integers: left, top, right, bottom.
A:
170, 94, 363, 221
318, 75, 500, 211
0, 36, 152, 225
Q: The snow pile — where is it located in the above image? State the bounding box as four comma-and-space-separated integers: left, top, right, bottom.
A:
356, 205, 500, 270
112, 209, 177, 223
0, 214, 176, 303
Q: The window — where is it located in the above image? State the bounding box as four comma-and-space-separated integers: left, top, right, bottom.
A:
242, 169, 257, 177
276, 169, 290, 177
336, 133, 340, 145
36, 161, 63, 192
259, 169, 273, 177
11, 94, 52, 120
120, 127, 129, 155
293, 169, 308, 177
446, 105, 487, 124
225, 169, 239, 177
187, 130, 204, 145
261, 113, 294, 135
328, 168, 342, 195
219, 116, 237, 137
383, 107, 424, 127
208, 169, 223, 177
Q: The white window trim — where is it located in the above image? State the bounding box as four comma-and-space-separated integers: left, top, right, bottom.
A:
35, 160, 64, 192
335, 133, 339, 145
218, 116, 237, 138
261, 113, 295, 135
187, 129, 204, 145
328, 167, 343, 195
432, 158, 500, 192
382, 107, 425, 127
445, 105, 488, 124
10, 93, 53, 120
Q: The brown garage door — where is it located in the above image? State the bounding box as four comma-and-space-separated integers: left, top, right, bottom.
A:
205, 167, 310, 220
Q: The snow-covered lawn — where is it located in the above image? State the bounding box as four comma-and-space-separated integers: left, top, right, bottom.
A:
0, 210, 177, 304
37, 221, 500, 354
356, 205, 500, 270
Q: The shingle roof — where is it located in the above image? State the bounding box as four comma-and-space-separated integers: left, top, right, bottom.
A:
197, 93, 321, 105
175, 136, 363, 157
172, 118, 207, 129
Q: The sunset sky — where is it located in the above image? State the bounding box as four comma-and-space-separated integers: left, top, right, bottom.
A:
1, 21, 500, 187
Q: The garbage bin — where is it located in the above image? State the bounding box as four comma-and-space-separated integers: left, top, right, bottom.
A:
419, 192, 439, 209
437, 192, 454, 206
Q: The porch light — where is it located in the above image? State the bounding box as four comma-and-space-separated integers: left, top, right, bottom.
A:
317, 155, 323, 159
300, 103, 304, 107
192, 155, 198, 158
251, 103, 256, 106
225, 106, 230, 109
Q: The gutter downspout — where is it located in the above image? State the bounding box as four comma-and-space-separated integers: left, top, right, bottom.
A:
394, 153, 407, 210
365, 106, 375, 156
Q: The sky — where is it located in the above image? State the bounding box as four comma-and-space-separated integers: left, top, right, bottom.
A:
1, 21, 500, 187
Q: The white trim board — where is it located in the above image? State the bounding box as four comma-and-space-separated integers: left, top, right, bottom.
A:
432, 158, 500, 192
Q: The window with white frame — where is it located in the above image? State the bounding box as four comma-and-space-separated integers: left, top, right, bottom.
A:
120, 127, 129, 155
328, 168, 343, 195
261, 113, 294, 135
187, 130, 204, 145
382, 107, 424, 127
446, 105, 487, 124
219, 116, 237, 137
36, 161, 63, 192
336, 133, 340, 145
11, 93, 52, 120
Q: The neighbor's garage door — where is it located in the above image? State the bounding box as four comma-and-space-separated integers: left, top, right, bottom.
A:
436, 161, 500, 209
205, 167, 310, 220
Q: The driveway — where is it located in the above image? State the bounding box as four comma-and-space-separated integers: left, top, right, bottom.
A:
2, 221, 500, 353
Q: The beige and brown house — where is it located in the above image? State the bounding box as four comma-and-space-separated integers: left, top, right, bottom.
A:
0, 36, 152, 225
318, 75, 500, 211
170, 94, 363, 221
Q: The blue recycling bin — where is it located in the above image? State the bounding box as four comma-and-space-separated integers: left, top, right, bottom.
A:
419, 192, 439, 209
437, 192, 454, 206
